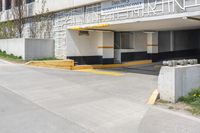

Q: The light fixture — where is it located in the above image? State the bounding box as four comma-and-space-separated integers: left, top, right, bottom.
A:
182, 16, 200, 21
143, 30, 157, 34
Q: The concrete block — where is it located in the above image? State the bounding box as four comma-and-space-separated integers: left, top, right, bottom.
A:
158, 64, 200, 103
0, 38, 55, 60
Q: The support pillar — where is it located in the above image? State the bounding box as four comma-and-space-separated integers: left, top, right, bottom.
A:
170, 31, 174, 52
97, 31, 114, 64
2, 0, 5, 11
147, 32, 158, 54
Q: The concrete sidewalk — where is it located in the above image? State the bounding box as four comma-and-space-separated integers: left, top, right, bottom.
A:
0, 61, 199, 133
139, 107, 200, 133
0, 59, 13, 65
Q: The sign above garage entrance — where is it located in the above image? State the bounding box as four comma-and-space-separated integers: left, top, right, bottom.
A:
101, 0, 144, 15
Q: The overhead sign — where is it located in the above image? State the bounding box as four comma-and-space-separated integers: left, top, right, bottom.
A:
101, 0, 144, 15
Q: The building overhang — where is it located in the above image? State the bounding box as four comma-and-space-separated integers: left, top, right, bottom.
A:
68, 11, 200, 32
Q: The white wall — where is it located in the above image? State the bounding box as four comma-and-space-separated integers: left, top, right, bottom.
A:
66, 30, 100, 57
0, 38, 55, 60
66, 30, 114, 59
102, 32, 114, 58
0, 38, 25, 58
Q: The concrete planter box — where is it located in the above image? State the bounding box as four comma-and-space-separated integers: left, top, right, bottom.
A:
0, 38, 55, 60
158, 64, 200, 103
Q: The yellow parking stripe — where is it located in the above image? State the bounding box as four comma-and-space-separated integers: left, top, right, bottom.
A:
147, 89, 159, 105
77, 69, 124, 76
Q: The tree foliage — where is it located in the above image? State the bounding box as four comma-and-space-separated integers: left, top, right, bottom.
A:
0, 0, 53, 39
0, 21, 17, 39
29, 0, 54, 38
12, 0, 26, 38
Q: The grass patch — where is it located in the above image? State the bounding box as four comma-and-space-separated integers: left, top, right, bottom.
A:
0, 50, 24, 63
33, 57, 59, 61
0, 50, 58, 63
179, 88, 200, 115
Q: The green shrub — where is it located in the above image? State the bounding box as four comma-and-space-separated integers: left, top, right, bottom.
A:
0, 50, 22, 60
33, 57, 58, 61
179, 88, 200, 115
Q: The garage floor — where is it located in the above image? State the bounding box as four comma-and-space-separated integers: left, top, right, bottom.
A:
106, 62, 162, 76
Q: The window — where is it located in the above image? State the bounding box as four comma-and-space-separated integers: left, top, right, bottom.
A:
26, 0, 35, 4
6, 0, 12, 10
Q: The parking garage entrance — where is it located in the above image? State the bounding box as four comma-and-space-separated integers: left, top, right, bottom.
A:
114, 29, 200, 64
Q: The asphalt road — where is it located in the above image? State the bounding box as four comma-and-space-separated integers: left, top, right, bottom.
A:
0, 59, 200, 133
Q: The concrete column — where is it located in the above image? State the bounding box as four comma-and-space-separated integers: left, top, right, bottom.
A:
170, 31, 174, 51
2, 0, 5, 10
147, 32, 158, 54
97, 31, 114, 64
12, 0, 15, 7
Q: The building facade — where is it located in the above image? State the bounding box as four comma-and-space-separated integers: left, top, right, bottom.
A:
0, 0, 200, 64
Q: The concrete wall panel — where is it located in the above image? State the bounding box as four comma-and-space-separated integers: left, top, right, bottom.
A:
0, 38, 25, 58
66, 30, 114, 59
25, 39, 55, 60
102, 32, 114, 59
159, 65, 200, 103
0, 38, 54, 60
135, 32, 147, 52
158, 30, 200, 53
174, 30, 199, 51
66, 30, 101, 57
158, 31, 171, 52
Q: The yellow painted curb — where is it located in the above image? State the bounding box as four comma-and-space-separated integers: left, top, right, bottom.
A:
72, 65, 94, 70
72, 60, 152, 70
77, 69, 124, 76
147, 89, 159, 105
26, 60, 74, 70
25, 59, 152, 72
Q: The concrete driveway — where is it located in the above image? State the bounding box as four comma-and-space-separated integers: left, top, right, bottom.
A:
0, 59, 200, 133
106, 62, 162, 76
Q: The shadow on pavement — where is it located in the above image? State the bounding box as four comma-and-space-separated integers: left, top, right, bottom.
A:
106, 62, 162, 76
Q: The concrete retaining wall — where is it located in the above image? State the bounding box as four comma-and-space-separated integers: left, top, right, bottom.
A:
0, 38, 55, 60
158, 64, 200, 103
